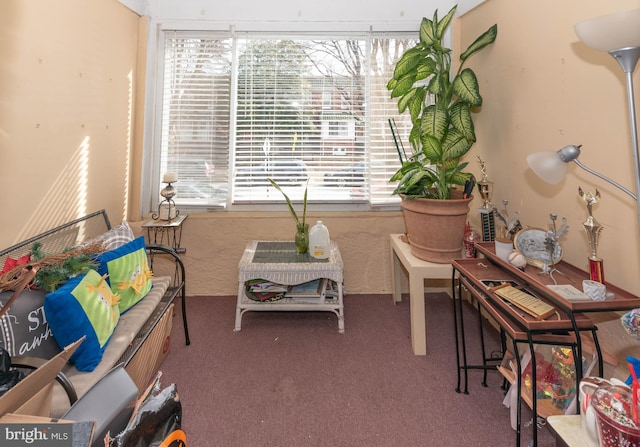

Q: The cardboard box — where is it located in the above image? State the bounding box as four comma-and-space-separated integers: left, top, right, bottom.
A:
0, 339, 81, 419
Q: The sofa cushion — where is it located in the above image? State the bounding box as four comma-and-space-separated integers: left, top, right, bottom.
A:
0, 289, 62, 359
50, 276, 170, 418
44, 269, 120, 372
79, 221, 135, 251
97, 236, 153, 314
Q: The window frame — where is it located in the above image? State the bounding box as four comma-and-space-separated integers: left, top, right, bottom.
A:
141, 22, 421, 216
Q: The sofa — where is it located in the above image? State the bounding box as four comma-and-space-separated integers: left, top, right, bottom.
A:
0, 210, 189, 418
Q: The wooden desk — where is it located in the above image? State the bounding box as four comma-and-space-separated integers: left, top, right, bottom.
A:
389, 234, 453, 355
475, 242, 640, 379
452, 258, 599, 447
452, 245, 640, 447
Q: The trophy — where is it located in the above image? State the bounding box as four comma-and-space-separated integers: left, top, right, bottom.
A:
476, 156, 496, 241
579, 187, 605, 283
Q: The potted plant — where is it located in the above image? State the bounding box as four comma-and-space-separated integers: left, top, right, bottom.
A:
269, 178, 309, 254
387, 5, 497, 263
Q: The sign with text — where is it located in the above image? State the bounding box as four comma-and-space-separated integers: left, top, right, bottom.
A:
0, 422, 92, 447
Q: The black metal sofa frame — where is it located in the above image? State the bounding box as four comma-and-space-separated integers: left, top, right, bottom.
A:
0, 209, 190, 408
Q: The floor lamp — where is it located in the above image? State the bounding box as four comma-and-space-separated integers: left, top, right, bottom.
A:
528, 9, 640, 339
528, 9, 640, 231
575, 9, 640, 231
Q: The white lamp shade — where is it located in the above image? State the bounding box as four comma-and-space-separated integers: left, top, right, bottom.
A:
527, 151, 568, 184
574, 9, 640, 52
163, 172, 178, 183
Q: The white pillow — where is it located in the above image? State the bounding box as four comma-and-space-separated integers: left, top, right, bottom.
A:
79, 221, 135, 251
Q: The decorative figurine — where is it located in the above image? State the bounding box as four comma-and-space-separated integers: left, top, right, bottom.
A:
477, 156, 494, 210
494, 200, 523, 240
476, 156, 496, 242
579, 187, 605, 283
542, 213, 570, 283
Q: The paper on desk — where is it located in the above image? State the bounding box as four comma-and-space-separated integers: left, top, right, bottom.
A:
547, 284, 591, 301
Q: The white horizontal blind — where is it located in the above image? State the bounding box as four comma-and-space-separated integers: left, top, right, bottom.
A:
233, 37, 368, 204
160, 31, 232, 207
368, 35, 417, 206
156, 29, 417, 209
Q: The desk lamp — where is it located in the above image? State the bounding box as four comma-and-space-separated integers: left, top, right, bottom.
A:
527, 144, 637, 200
528, 9, 640, 230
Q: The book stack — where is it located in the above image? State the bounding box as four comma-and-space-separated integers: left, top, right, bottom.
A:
245, 279, 287, 302
288, 279, 328, 303
245, 278, 338, 303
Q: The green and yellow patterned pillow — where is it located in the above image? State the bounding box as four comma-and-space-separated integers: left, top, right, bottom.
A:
44, 269, 120, 372
97, 236, 153, 313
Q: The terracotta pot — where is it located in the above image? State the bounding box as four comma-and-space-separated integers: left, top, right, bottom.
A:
401, 191, 473, 263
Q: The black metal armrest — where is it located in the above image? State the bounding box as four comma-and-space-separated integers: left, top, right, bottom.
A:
11, 355, 78, 405
145, 243, 190, 345
146, 243, 183, 263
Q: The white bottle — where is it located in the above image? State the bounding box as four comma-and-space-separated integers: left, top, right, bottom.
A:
309, 220, 330, 259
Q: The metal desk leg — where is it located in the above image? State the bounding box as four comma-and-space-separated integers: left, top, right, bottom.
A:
567, 315, 603, 414
453, 269, 463, 393
514, 338, 523, 447
592, 328, 603, 376
499, 328, 509, 391
475, 298, 489, 387
457, 277, 470, 394
528, 333, 538, 447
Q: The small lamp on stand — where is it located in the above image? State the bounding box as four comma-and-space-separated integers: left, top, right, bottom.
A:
152, 172, 179, 221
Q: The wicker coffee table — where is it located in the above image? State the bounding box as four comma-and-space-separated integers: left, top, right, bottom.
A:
235, 240, 345, 333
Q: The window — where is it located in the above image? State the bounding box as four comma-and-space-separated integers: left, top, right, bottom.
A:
151, 29, 416, 211
159, 32, 232, 207
325, 121, 351, 139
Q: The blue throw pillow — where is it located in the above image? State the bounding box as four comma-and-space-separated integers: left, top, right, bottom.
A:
97, 236, 153, 314
44, 269, 120, 372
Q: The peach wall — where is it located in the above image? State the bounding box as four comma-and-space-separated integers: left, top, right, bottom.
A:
459, 0, 640, 377
459, 0, 640, 296
0, 0, 636, 382
0, 0, 422, 298
0, 0, 140, 247
3, 0, 640, 308
129, 211, 408, 296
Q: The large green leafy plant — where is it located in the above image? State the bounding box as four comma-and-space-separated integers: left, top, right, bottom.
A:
387, 5, 497, 199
